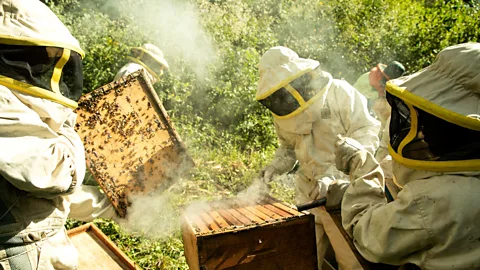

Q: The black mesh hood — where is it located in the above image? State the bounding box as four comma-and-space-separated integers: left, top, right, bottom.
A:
387, 91, 480, 162
0, 44, 83, 101
258, 68, 330, 117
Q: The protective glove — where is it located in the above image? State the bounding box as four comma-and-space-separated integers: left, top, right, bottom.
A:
325, 180, 350, 210
334, 135, 365, 175
258, 165, 278, 184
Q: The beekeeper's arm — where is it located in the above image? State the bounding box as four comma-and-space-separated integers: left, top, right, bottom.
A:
0, 88, 84, 199
334, 136, 431, 265
375, 116, 390, 162
66, 185, 117, 221
353, 72, 377, 101
335, 80, 380, 154
259, 121, 297, 182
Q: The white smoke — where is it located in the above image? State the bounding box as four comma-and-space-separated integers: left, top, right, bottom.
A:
118, 0, 219, 80
117, 190, 179, 239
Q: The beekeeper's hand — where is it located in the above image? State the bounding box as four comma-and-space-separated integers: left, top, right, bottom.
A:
335, 135, 365, 175
258, 165, 278, 183
325, 180, 350, 210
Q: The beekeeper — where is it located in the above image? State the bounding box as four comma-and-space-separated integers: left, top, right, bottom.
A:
256, 46, 380, 269
353, 61, 405, 113
353, 61, 405, 199
114, 43, 169, 84
334, 42, 480, 269
0, 1, 116, 269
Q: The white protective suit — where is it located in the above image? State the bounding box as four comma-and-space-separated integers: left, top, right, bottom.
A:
114, 43, 169, 84
0, 1, 115, 269
354, 62, 405, 199
337, 43, 480, 269
256, 46, 380, 269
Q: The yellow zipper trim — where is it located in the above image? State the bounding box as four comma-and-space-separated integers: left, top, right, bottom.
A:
256, 66, 316, 101
386, 81, 480, 131
0, 76, 77, 109
397, 102, 419, 156
285, 84, 305, 106
273, 79, 332, 119
51, 48, 71, 94
0, 35, 85, 58
389, 144, 480, 172
133, 46, 169, 69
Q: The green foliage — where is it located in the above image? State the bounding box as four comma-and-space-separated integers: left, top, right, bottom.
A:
45, 0, 480, 268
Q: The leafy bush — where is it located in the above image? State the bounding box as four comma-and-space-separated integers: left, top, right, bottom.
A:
44, 0, 480, 151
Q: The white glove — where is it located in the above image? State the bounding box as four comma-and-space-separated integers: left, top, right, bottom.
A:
334, 135, 365, 175
325, 180, 350, 210
258, 165, 278, 183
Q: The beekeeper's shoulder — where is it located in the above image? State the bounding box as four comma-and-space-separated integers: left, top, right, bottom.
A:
328, 78, 357, 99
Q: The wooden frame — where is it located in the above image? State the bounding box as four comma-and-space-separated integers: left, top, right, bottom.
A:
67, 223, 140, 270
75, 70, 194, 217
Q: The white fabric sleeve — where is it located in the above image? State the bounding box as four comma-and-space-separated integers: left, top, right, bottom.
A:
0, 88, 84, 198
268, 122, 297, 174
375, 116, 390, 162
66, 185, 116, 221
341, 150, 431, 265
335, 80, 380, 154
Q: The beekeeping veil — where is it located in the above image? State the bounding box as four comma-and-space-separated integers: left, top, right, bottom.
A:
386, 43, 480, 172
0, 0, 85, 110
128, 43, 169, 82
256, 46, 332, 125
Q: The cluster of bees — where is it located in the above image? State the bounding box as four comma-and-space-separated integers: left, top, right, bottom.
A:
75, 76, 184, 217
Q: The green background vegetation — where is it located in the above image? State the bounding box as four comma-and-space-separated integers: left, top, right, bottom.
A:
43, 0, 479, 268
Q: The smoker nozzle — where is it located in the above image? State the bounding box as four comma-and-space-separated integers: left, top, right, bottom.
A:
296, 197, 327, 212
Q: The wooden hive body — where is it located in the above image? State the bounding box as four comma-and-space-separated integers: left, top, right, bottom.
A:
182, 196, 317, 270
75, 71, 193, 217
67, 223, 140, 269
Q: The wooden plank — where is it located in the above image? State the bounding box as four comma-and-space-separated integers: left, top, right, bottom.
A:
189, 214, 210, 234
254, 205, 283, 219
67, 223, 139, 270
271, 201, 303, 216
217, 209, 243, 226
245, 206, 274, 222
200, 213, 220, 231
263, 204, 290, 218
208, 210, 230, 228
226, 208, 252, 225
236, 207, 264, 224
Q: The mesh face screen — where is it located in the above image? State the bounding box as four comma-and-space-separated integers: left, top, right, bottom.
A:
290, 72, 317, 101
132, 48, 164, 75
387, 92, 480, 161
258, 87, 300, 116
387, 92, 412, 152
0, 44, 83, 101
258, 69, 327, 117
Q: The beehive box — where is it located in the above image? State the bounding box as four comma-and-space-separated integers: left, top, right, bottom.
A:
182, 196, 318, 270
75, 71, 194, 217
67, 223, 140, 269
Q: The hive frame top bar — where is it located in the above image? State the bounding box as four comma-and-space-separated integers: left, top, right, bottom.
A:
183, 195, 311, 236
